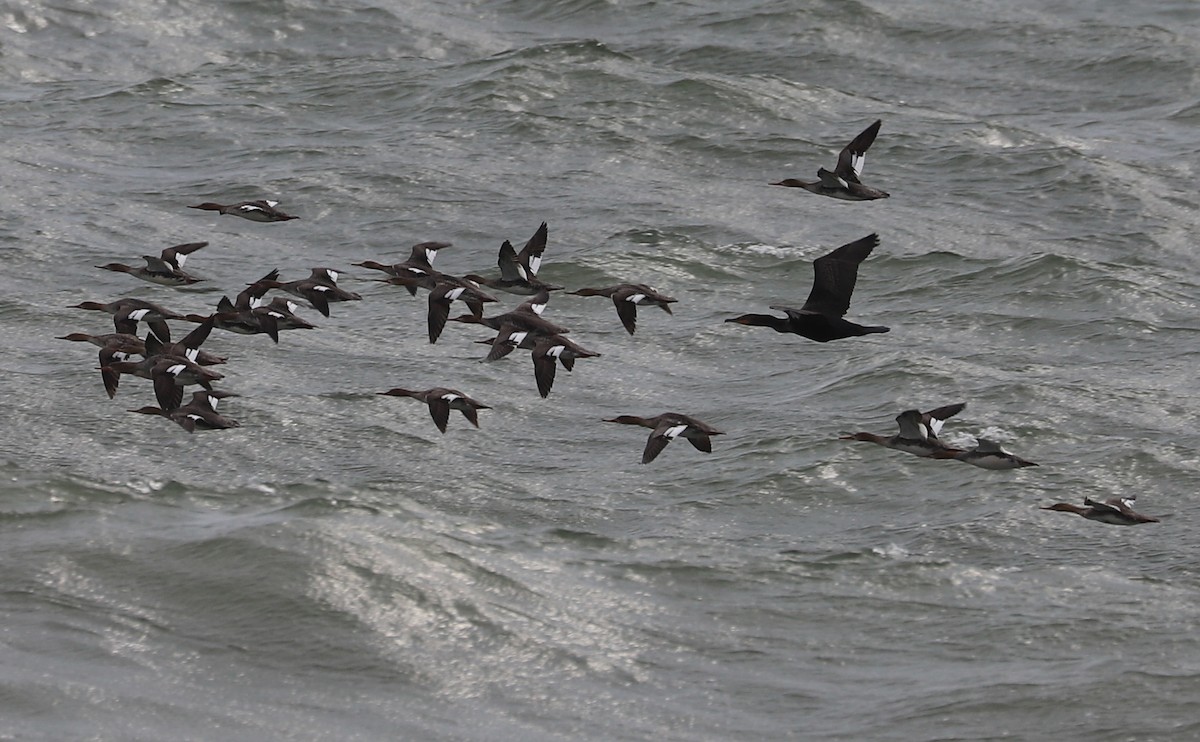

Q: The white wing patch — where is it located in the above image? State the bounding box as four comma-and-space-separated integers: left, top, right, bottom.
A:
527, 255, 542, 276
547, 345, 566, 357
928, 418, 945, 436
264, 200, 279, 207
166, 364, 186, 376
176, 254, 189, 268
663, 424, 688, 439
441, 393, 461, 402
509, 331, 529, 344
851, 153, 866, 177
324, 269, 339, 283
446, 287, 465, 301
425, 248, 438, 264
185, 348, 199, 362
528, 301, 546, 316
626, 293, 646, 303
128, 309, 150, 321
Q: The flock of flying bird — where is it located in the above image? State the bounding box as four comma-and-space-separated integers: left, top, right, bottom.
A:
60, 119, 1158, 526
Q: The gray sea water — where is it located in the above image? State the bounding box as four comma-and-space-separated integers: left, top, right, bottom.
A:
4, 0, 1200, 739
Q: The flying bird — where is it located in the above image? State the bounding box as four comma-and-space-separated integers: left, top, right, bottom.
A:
725, 233, 889, 342
604, 413, 724, 464
771, 119, 889, 201
188, 199, 298, 222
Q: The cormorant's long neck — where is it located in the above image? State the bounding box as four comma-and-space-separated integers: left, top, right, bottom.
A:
737, 314, 793, 333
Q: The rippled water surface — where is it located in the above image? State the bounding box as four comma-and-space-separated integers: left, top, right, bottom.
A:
4, 1, 1200, 739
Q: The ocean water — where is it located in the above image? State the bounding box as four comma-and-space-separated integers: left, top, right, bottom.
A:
4, 0, 1200, 739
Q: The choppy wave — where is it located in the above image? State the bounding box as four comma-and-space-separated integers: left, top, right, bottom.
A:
4, 0, 1200, 739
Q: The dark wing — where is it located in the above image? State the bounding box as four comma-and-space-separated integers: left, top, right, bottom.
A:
145, 319, 172, 345
111, 306, 139, 336
144, 332, 166, 358
496, 240, 523, 281
611, 289, 639, 335
304, 286, 332, 317
800, 233, 880, 317
256, 311, 280, 343
925, 402, 966, 421
922, 402, 966, 439
426, 398, 450, 433
686, 434, 713, 453
642, 427, 674, 464
484, 325, 525, 362
98, 346, 131, 398
427, 286, 454, 344
458, 405, 482, 428
403, 241, 448, 272
238, 269, 279, 309
517, 222, 548, 277
172, 413, 196, 433
532, 347, 557, 398
152, 369, 184, 411
177, 317, 214, 353
161, 241, 208, 270
834, 119, 881, 183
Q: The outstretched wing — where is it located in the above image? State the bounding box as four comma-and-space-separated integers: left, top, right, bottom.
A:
834, 119, 881, 183
611, 288, 641, 335
801, 233, 879, 317
497, 240, 524, 281
517, 222, 548, 277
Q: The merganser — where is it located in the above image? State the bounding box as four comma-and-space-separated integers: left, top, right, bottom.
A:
354, 241, 450, 296
377, 387, 491, 433
259, 297, 318, 332
463, 222, 563, 295
130, 390, 241, 432
569, 283, 677, 335
97, 241, 208, 286
255, 267, 361, 317
725, 233, 889, 342
530, 334, 601, 398
603, 413, 724, 464
771, 119, 889, 201
103, 354, 224, 411
185, 271, 284, 342
840, 403, 967, 457
188, 200, 298, 222
72, 298, 188, 343
1041, 496, 1158, 526
449, 290, 568, 361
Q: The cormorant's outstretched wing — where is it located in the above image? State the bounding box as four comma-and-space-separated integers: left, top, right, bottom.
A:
800, 233, 880, 317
